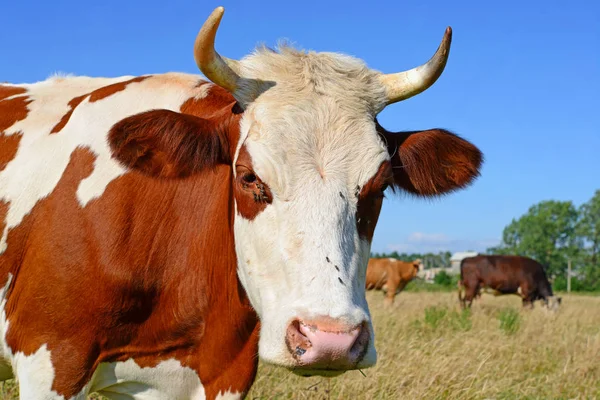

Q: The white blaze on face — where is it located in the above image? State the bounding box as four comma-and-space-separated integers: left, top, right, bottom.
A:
231, 47, 390, 366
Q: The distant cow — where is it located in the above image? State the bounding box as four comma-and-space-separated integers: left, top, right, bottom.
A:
366, 258, 421, 306
458, 255, 561, 310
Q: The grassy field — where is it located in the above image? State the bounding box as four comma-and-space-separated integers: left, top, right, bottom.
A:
1, 291, 599, 399
248, 291, 600, 400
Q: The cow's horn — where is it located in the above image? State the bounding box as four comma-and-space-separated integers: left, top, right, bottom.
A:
194, 7, 241, 93
379, 27, 452, 105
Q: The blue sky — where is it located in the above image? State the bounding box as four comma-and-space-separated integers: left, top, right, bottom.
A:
2, 0, 598, 254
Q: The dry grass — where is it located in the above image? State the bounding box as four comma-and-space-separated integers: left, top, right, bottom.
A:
247, 292, 600, 400
1, 292, 599, 399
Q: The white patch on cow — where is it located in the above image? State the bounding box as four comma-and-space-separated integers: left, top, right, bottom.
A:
77, 159, 127, 206
4, 343, 88, 399
232, 47, 389, 369
215, 389, 241, 400
89, 358, 205, 400
13, 344, 62, 399
0, 73, 210, 253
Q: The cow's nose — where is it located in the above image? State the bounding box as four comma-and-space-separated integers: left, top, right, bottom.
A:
285, 318, 369, 370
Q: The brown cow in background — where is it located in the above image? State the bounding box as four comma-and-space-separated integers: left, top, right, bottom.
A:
366, 258, 421, 307
458, 255, 561, 310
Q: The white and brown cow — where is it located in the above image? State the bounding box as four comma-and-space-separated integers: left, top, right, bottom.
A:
0, 7, 482, 399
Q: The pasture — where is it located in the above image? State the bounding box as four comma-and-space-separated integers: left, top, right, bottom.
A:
1, 291, 599, 399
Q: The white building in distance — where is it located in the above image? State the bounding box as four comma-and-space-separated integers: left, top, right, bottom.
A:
449, 252, 479, 275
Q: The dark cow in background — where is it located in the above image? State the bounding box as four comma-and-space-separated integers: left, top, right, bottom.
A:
458, 255, 561, 310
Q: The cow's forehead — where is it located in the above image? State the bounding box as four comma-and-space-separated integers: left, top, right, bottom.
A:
237, 46, 388, 115
230, 46, 392, 194
238, 99, 390, 199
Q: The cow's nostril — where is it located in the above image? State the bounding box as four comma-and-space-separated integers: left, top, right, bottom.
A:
349, 323, 370, 360
285, 319, 312, 360
285, 318, 369, 369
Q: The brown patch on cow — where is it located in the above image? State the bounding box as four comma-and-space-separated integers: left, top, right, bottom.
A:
0, 86, 31, 170
88, 76, 148, 103
49, 94, 88, 134
356, 161, 393, 241
0, 89, 32, 134
0, 200, 7, 245
234, 146, 273, 220
0, 86, 26, 101
0, 133, 22, 172
181, 83, 243, 158
181, 82, 241, 117
376, 121, 483, 197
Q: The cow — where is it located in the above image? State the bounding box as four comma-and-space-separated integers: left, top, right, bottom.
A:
365, 258, 421, 307
458, 255, 562, 310
0, 6, 483, 399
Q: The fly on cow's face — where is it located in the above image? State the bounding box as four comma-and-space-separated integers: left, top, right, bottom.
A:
252, 182, 269, 203
244, 177, 270, 203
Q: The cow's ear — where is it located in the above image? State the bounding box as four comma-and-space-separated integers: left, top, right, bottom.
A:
377, 122, 483, 196
108, 109, 232, 178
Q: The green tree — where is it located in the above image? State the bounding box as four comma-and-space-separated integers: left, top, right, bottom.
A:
577, 190, 600, 288
433, 270, 454, 286
488, 200, 581, 277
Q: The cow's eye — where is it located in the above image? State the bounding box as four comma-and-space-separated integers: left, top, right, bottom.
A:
242, 172, 257, 184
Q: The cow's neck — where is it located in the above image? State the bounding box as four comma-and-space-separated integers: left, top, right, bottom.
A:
104, 164, 260, 394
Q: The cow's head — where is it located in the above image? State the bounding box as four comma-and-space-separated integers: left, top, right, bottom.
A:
195, 7, 482, 375
109, 7, 482, 376
545, 296, 562, 312
413, 259, 424, 271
